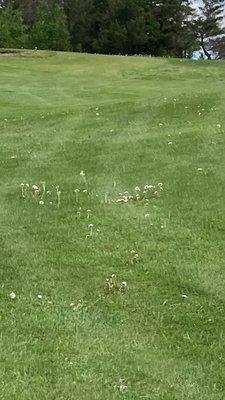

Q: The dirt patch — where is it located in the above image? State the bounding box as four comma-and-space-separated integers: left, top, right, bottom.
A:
0, 50, 31, 57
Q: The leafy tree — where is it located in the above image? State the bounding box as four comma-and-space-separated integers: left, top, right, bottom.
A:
29, 0, 70, 51
195, 0, 225, 59
0, 7, 27, 48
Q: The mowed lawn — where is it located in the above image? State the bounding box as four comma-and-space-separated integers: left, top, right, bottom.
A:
0, 50, 225, 400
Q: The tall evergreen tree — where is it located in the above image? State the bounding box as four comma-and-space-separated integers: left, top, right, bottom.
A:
0, 7, 27, 48
63, 0, 94, 52
29, 0, 70, 51
152, 0, 196, 57
195, 0, 225, 59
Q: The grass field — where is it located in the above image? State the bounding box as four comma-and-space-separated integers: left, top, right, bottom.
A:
1, 50, 225, 400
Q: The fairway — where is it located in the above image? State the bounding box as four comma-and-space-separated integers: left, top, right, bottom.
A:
1, 51, 225, 399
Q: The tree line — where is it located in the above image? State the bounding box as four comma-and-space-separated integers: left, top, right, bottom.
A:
0, 0, 224, 59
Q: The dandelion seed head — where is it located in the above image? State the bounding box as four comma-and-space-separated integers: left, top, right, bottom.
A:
9, 292, 16, 299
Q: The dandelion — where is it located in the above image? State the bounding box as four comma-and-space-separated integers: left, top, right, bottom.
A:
20, 183, 25, 198
32, 184, 39, 191
37, 294, 43, 299
96, 112, 100, 116
87, 209, 91, 219
74, 188, 80, 202
109, 274, 117, 290
41, 181, 46, 198
56, 186, 61, 208
159, 123, 163, 126
80, 170, 87, 185
168, 141, 172, 145
88, 223, 93, 236
217, 124, 221, 128
77, 212, 81, 218
197, 167, 203, 171
185, 106, 188, 109
39, 200, 44, 205
9, 292, 16, 299
198, 112, 202, 116
145, 213, 150, 218
119, 379, 128, 393
49, 201, 53, 205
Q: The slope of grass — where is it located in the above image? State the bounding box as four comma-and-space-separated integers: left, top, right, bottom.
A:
1, 50, 225, 399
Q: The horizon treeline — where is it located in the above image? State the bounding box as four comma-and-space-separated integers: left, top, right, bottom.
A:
0, 0, 224, 58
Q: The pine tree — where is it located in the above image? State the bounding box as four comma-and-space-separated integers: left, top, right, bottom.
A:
195, 0, 225, 59
0, 7, 27, 48
29, 0, 70, 51
152, 0, 196, 57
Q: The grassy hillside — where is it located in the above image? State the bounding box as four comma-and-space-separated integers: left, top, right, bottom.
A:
1, 50, 225, 400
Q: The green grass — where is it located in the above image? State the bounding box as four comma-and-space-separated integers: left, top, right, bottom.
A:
1, 50, 225, 399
